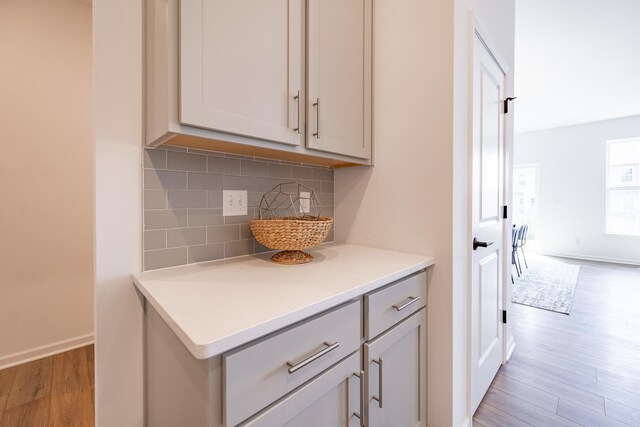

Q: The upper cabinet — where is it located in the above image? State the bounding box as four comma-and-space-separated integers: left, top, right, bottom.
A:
180, 0, 304, 146
306, 0, 372, 159
145, 0, 372, 168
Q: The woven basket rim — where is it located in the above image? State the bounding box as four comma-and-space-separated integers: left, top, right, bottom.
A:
251, 217, 333, 223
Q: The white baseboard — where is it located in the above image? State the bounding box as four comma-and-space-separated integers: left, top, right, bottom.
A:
460, 417, 471, 427
0, 333, 94, 370
505, 337, 516, 361
538, 251, 640, 267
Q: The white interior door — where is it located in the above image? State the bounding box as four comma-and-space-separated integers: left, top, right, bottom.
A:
470, 31, 507, 413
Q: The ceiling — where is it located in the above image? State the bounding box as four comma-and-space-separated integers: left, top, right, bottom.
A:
514, 0, 640, 133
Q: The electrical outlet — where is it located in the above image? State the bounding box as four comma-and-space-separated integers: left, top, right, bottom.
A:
223, 190, 248, 216
299, 191, 311, 214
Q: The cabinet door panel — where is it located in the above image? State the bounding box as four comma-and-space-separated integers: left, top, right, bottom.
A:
365, 308, 427, 427
181, 0, 303, 145
307, 0, 372, 159
243, 351, 361, 427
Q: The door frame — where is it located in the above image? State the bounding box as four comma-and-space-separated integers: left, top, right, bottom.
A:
466, 11, 516, 417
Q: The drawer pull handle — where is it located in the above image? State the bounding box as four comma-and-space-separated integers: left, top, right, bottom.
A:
393, 296, 421, 312
372, 358, 383, 408
286, 341, 339, 374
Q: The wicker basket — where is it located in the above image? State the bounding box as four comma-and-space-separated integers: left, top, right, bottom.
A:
250, 217, 333, 264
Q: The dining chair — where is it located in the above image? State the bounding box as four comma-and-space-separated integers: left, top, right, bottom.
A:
517, 224, 528, 269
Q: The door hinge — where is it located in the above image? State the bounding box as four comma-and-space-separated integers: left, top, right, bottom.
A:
502, 310, 507, 324
504, 97, 517, 114
502, 205, 508, 219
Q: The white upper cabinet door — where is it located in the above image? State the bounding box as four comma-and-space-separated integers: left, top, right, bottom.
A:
307, 0, 372, 159
180, 0, 304, 146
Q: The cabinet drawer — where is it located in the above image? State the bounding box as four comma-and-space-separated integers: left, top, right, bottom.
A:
365, 271, 427, 340
241, 351, 362, 427
223, 300, 361, 427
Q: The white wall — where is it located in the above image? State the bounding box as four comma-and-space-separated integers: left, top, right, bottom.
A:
94, 0, 144, 425
336, 0, 514, 425
0, 0, 94, 368
514, 115, 640, 265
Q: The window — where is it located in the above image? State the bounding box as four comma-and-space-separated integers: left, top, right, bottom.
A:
621, 167, 633, 183
513, 166, 537, 240
606, 138, 640, 235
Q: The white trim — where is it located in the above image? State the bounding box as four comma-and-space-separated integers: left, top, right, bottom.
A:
459, 418, 471, 427
505, 336, 516, 361
473, 20, 509, 75
537, 251, 640, 267
0, 333, 94, 370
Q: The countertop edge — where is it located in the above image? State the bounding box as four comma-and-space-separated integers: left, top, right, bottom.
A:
133, 253, 435, 360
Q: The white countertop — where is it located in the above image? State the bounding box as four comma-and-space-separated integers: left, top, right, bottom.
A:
132, 243, 435, 359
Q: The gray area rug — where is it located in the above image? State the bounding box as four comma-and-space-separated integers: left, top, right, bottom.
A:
512, 257, 581, 314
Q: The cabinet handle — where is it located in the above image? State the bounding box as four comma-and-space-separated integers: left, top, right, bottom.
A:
293, 90, 301, 134
392, 296, 421, 312
350, 371, 364, 425
313, 98, 320, 139
372, 358, 383, 408
286, 341, 339, 374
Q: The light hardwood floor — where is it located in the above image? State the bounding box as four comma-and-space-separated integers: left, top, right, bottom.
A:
0, 345, 94, 427
474, 256, 640, 426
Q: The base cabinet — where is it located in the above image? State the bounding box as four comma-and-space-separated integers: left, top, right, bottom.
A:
365, 309, 427, 427
144, 270, 429, 427
242, 352, 362, 427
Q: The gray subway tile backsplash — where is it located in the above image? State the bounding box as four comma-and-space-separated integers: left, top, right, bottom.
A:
144, 247, 188, 270
188, 208, 224, 227
167, 151, 207, 172
208, 156, 240, 175
144, 149, 167, 169
144, 169, 187, 190
207, 224, 240, 243
144, 209, 188, 230
144, 190, 166, 210
188, 172, 223, 190
167, 227, 206, 248
240, 159, 269, 177
188, 243, 224, 263
167, 190, 207, 209
142, 146, 334, 270
255, 177, 281, 192
225, 239, 255, 258
312, 167, 333, 181
207, 190, 223, 208
292, 166, 314, 180
144, 230, 166, 250
267, 163, 292, 178
224, 175, 255, 191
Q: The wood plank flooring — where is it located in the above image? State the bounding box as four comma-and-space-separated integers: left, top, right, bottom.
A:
0, 346, 94, 427
474, 256, 640, 427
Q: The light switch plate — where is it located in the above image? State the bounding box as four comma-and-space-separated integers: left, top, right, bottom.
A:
223, 190, 248, 216
299, 192, 311, 214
